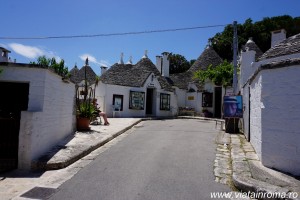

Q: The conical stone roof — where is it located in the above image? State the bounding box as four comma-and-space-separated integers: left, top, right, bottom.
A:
69, 64, 80, 83
169, 46, 222, 90
188, 46, 223, 73
100, 58, 173, 91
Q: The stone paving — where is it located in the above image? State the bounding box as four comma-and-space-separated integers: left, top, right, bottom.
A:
213, 130, 258, 200
214, 130, 300, 200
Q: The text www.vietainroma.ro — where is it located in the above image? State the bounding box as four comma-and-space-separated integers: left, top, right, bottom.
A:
210, 191, 299, 199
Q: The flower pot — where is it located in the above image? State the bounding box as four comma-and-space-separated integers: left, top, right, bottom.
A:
77, 117, 90, 131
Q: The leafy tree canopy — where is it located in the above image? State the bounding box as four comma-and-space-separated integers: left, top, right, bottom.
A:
31, 56, 69, 78
193, 60, 233, 88
168, 53, 191, 74
209, 15, 300, 61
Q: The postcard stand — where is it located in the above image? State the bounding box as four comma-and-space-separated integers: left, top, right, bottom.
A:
225, 117, 239, 133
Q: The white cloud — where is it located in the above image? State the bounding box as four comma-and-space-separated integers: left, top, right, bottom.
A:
99, 60, 110, 67
79, 54, 110, 67
8, 43, 60, 60
9, 43, 44, 59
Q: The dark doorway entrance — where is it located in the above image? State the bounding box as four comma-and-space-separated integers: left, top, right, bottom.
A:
214, 87, 222, 118
146, 88, 154, 115
0, 82, 29, 172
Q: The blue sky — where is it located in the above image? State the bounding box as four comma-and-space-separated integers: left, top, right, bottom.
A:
1, 0, 299, 75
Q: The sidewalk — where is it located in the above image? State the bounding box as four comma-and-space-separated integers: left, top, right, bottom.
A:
230, 133, 300, 200
31, 118, 142, 170
214, 127, 300, 200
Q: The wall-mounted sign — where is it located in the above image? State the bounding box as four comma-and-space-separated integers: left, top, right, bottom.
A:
188, 96, 194, 101
225, 87, 234, 96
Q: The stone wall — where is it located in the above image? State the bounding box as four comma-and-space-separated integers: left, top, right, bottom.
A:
0, 64, 76, 169
260, 66, 300, 175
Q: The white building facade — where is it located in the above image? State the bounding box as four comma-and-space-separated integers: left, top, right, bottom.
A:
0, 62, 76, 170
94, 53, 177, 118
240, 30, 300, 175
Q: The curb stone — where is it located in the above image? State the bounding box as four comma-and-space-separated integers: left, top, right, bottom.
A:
32, 119, 142, 170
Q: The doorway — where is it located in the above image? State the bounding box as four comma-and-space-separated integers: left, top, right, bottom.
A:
214, 87, 222, 118
146, 88, 154, 115
0, 82, 29, 172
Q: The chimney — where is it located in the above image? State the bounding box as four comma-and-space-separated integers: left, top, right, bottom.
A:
161, 52, 170, 77
156, 56, 162, 74
271, 29, 286, 47
0, 47, 11, 62
100, 65, 108, 75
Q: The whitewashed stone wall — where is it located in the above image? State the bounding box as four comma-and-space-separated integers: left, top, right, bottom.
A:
0, 65, 76, 169
260, 66, 300, 175
249, 75, 263, 159
175, 88, 186, 108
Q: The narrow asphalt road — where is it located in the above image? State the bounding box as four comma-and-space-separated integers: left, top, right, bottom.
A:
49, 119, 230, 200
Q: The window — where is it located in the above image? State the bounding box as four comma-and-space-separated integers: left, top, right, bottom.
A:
202, 92, 213, 107
129, 91, 145, 110
113, 94, 123, 111
160, 93, 170, 110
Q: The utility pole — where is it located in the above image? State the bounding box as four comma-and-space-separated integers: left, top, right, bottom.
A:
233, 21, 238, 95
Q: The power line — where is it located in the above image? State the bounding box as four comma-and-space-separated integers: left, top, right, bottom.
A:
0, 24, 227, 40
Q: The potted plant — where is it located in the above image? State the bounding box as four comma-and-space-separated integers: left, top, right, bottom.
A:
76, 101, 95, 130
75, 57, 96, 130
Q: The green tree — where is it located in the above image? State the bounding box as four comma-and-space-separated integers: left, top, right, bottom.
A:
210, 15, 300, 61
168, 53, 191, 74
31, 56, 69, 78
193, 60, 233, 89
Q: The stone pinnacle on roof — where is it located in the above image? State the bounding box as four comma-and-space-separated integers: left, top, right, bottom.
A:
142, 50, 148, 59
118, 53, 124, 64
243, 38, 263, 60
126, 56, 133, 64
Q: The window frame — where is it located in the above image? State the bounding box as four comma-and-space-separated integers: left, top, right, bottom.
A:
160, 93, 170, 111
129, 91, 145, 110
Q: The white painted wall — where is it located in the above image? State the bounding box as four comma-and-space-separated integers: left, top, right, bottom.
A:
0, 65, 76, 169
249, 74, 263, 160
175, 88, 186, 108
260, 66, 300, 175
